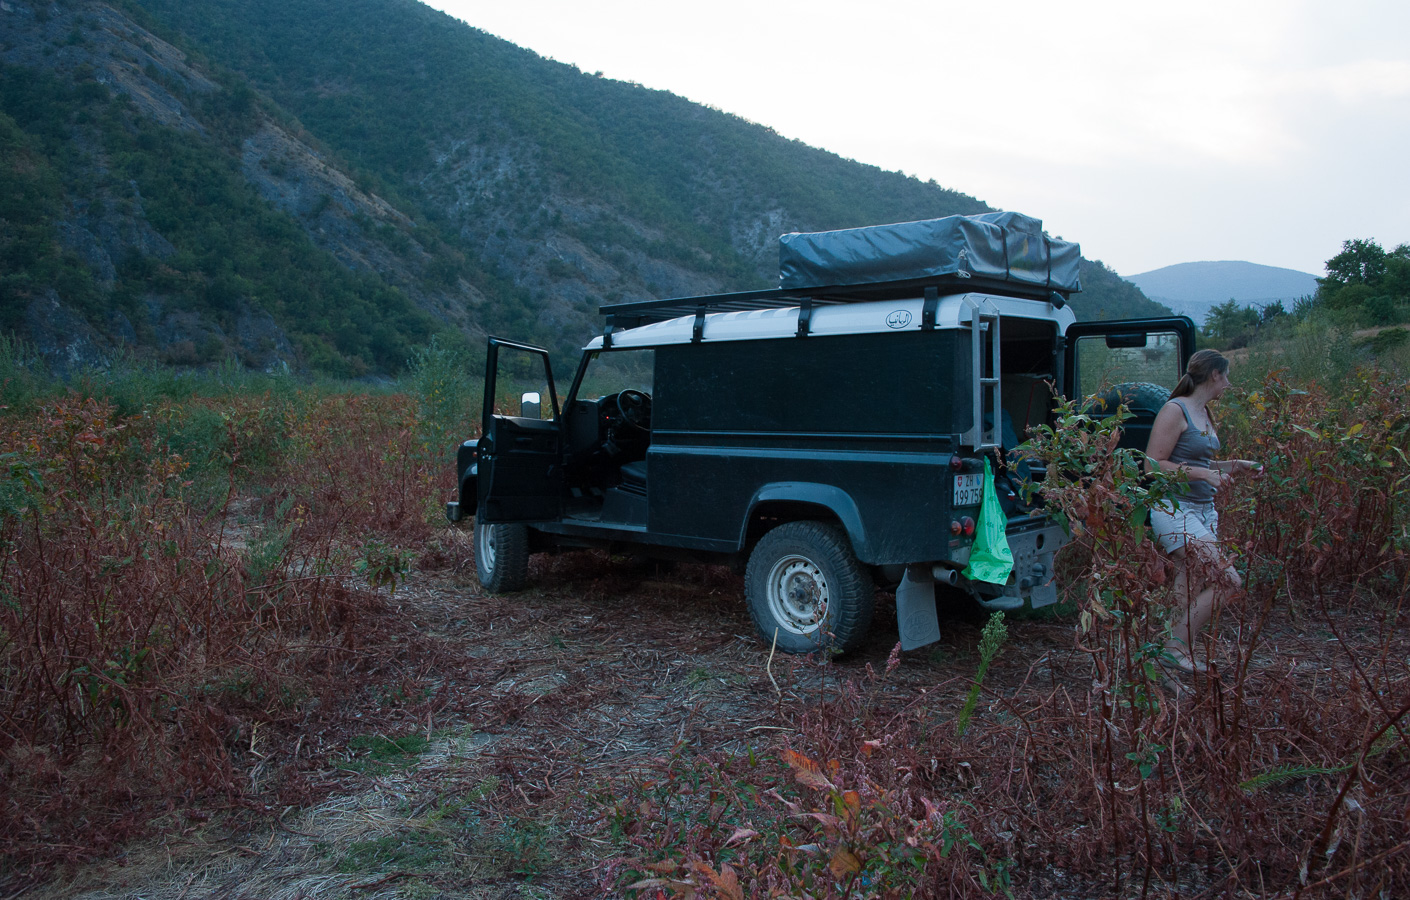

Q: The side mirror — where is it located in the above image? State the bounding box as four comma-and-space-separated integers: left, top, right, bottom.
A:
520, 391, 542, 419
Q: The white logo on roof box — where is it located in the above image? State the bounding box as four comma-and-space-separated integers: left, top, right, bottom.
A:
885, 310, 913, 329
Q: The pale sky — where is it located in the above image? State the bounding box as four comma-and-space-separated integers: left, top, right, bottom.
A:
422, 0, 1409, 277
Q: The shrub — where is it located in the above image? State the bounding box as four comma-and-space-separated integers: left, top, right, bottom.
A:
606, 380, 1410, 897
0, 380, 451, 870
1369, 326, 1409, 355
403, 334, 481, 467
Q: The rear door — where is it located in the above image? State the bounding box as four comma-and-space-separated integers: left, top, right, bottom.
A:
1063, 317, 1197, 450
477, 338, 563, 523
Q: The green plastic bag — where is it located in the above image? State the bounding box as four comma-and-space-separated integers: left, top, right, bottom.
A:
963, 458, 1014, 585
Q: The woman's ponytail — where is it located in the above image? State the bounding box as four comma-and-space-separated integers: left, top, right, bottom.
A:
1172, 349, 1229, 398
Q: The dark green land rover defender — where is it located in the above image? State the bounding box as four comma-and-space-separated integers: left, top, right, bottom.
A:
445, 212, 1194, 653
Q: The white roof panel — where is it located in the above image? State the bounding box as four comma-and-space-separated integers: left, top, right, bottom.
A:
586, 293, 1075, 350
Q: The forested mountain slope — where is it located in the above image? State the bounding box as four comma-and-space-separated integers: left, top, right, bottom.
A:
1, 0, 1167, 375
0, 0, 495, 375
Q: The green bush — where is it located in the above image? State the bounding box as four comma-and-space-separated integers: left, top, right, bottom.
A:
0, 334, 47, 412
1366, 293, 1400, 326
1322, 282, 1374, 312
1368, 326, 1409, 355
403, 335, 482, 464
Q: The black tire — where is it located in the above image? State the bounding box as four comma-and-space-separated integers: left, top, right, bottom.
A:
745, 521, 874, 654
1086, 381, 1171, 417
473, 517, 530, 593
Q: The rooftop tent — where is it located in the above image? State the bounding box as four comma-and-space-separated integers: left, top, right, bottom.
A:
778, 211, 1082, 293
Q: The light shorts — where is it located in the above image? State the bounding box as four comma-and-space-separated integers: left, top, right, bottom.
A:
1151, 500, 1219, 555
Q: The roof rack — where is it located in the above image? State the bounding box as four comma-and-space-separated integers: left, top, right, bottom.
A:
599, 274, 1069, 331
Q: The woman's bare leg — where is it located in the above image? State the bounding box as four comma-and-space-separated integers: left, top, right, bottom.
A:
1166, 539, 1239, 667
1170, 583, 1216, 659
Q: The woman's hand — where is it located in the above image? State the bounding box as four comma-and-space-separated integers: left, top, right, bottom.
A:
1198, 467, 1229, 489
1227, 459, 1263, 475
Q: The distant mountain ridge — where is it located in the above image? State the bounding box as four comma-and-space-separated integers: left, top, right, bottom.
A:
1126, 261, 1318, 324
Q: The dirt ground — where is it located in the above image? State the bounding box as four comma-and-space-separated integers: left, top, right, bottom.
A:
17, 523, 1107, 900
18, 524, 1395, 899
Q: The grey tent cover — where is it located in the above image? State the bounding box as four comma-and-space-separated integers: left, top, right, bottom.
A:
778, 211, 1081, 293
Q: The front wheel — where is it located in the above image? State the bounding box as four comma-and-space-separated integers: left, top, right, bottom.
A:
745, 521, 873, 654
474, 517, 529, 593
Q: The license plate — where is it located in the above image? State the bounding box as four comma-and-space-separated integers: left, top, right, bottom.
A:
953, 473, 983, 507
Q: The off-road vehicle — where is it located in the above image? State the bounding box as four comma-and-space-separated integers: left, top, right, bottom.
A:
446, 212, 1194, 652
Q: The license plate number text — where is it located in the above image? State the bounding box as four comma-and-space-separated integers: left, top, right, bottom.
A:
953, 473, 983, 507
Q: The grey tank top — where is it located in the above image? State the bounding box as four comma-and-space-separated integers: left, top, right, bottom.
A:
1168, 398, 1221, 503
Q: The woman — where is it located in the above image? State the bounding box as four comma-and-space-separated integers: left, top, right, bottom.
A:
1145, 349, 1261, 674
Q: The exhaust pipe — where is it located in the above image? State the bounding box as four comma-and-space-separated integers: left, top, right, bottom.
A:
931, 564, 960, 586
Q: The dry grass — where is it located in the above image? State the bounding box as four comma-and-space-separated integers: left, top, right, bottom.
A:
4, 373, 1408, 898
9, 530, 1406, 898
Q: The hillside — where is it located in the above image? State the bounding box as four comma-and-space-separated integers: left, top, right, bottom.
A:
1, 0, 1168, 375
0, 0, 501, 375
1126, 260, 1317, 325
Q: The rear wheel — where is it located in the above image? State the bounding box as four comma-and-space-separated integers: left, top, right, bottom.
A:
745, 521, 873, 654
474, 517, 529, 593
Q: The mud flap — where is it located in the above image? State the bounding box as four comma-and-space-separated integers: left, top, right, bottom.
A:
896, 565, 942, 651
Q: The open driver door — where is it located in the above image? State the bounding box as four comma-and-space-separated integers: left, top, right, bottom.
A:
476, 338, 563, 523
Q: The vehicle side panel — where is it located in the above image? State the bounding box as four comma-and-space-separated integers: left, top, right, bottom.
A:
648, 333, 972, 563
647, 438, 960, 564
653, 331, 970, 434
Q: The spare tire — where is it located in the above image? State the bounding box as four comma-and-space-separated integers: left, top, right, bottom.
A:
1086, 382, 1171, 417
1085, 382, 1171, 451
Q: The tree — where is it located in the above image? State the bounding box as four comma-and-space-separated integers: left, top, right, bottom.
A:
1325, 283, 1374, 312
1321, 238, 1388, 291
1203, 298, 1259, 343
1366, 293, 1398, 326
1314, 239, 1410, 322
1384, 244, 1410, 300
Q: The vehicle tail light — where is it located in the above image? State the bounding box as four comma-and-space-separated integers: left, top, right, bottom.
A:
949, 454, 964, 471
950, 520, 963, 536
962, 516, 975, 537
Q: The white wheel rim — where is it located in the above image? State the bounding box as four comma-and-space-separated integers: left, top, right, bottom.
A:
478, 523, 497, 572
766, 555, 829, 637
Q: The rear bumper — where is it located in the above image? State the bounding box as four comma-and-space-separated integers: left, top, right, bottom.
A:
974, 521, 1068, 610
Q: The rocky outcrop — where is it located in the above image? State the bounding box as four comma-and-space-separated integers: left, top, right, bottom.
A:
23, 292, 109, 377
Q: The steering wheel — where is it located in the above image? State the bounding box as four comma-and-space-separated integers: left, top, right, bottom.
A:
615, 389, 652, 430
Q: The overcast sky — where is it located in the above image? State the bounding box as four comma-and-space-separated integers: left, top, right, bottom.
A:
423, 0, 1408, 277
